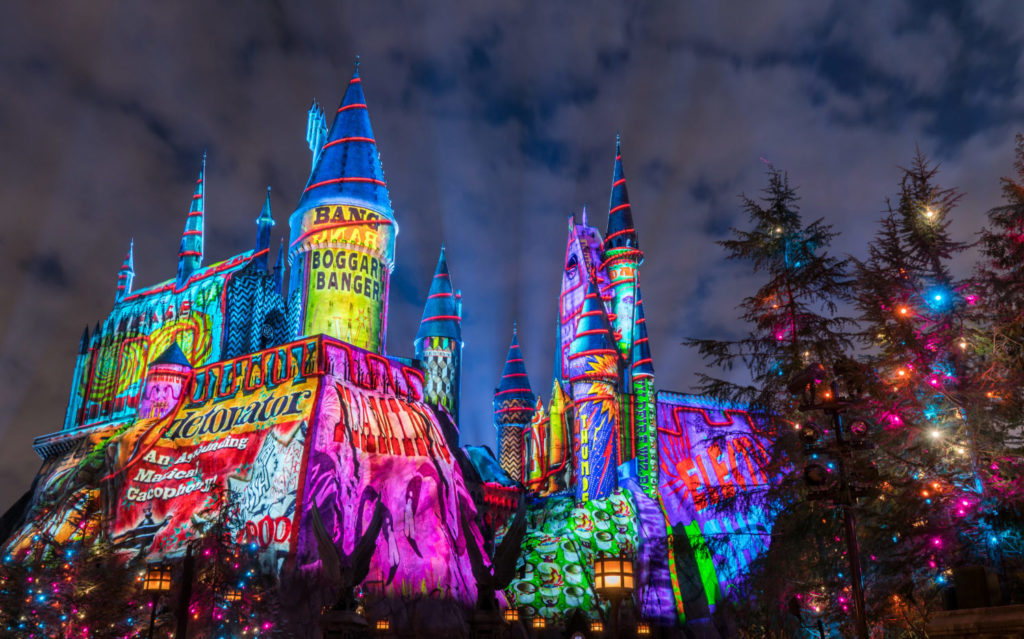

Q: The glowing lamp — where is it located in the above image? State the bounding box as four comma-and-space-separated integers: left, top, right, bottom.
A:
924, 207, 935, 218
531, 616, 546, 629
225, 588, 242, 603
143, 565, 172, 594
593, 555, 634, 597
637, 621, 652, 635
375, 619, 390, 632
503, 608, 519, 623
590, 620, 604, 633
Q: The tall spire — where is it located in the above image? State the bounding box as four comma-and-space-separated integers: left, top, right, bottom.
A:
255, 186, 274, 271
115, 239, 134, 304
630, 285, 655, 379
296, 60, 393, 217
416, 246, 461, 343
176, 153, 205, 286
569, 279, 619, 366
604, 134, 640, 254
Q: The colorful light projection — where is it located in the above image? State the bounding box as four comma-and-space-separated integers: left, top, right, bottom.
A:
290, 65, 397, 354
295, 340, 484, 610
294, 205, 395, 352
557, 218, 609, 378
504, 487, 678, 625
656, 392, 772, 605
570, 282, 621, 503
107, 343, 319, 558
4, 426, 119, 558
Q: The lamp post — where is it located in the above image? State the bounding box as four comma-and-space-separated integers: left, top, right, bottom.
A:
142, 564, 173, 639
593, 554, 635, 639
789, 363, 873, 639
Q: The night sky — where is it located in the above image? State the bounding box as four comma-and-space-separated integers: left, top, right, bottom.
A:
2, 1, 1023, 512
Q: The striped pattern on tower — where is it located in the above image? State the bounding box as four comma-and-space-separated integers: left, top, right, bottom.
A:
415, 247, 462, 422
569, 280, 621, 502
289, 63, 397, 353
493, 326, 535, 482
601, 135, 643, 361
176, 155, 205, 286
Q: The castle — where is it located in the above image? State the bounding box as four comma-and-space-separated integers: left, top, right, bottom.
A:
2, 62, 774, 635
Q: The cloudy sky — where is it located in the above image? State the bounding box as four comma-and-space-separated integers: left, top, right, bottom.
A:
1, 1, 1023, 511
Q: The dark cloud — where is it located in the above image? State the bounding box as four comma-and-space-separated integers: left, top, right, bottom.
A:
1, 0, 1024, 511
18, 254, 70, 289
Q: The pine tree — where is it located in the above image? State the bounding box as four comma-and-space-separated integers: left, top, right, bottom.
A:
685, 166, 858, 635
188, 485, 278, 639
851, 150, 988, 630
971, 133, 1024, 598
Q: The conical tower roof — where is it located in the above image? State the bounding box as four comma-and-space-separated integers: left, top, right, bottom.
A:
494, 324, 536, 409
257, 187, 274, 227
604, 135, 640, 254
176, 154, 205, 285
630, 285, 654, 379
296, 61, 393, 217
570, 279, 619, 357
416, 246, 461, 342
150, 341, 192, 368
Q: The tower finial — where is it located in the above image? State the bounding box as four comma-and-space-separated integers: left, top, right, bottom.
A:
513, 319, 518, 336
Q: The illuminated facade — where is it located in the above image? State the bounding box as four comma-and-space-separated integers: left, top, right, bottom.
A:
495, 136, 775, 627
3, 61, 774, 635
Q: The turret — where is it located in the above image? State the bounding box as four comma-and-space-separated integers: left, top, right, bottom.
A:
255, 187, 274, 271
138, 342, 192, 421
569, 279, 621, 502
523, 397, 546, 489
493, 324, 535, 482
115, 239, 135, 304
602, 135, 643, 360
628, 284, 658, 497
288, 60, 397, 353
414, 246, 463, 423
546, 378, 572, 494
176, 154, 206, 287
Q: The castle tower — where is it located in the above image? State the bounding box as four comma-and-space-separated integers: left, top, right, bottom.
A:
546, 378, 572, 494
629, 284, 658, 497
493, 324, 535, 482
255, 187, 274, 271
570, 279, 621, 502
62, 326, 90, 431
602, 135, 643, 360
523, 396, 547, 489
288, 61, 397, 353
115, 239, 134, 304
415, 246, 463, 423
176, 154, 205, 287
138, 342, 192, 421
